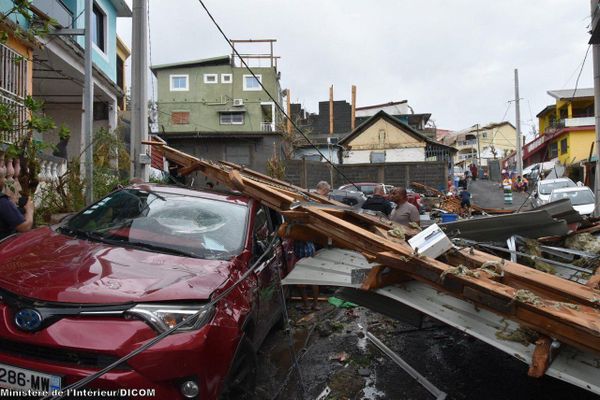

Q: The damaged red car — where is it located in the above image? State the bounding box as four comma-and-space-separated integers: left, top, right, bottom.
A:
0, 185, 293, 399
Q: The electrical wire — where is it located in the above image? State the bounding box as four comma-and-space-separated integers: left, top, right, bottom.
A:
195, 0, 359, 190
570, 44, 591, 102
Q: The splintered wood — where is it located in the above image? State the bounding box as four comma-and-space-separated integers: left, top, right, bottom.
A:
150, 142, 600, 359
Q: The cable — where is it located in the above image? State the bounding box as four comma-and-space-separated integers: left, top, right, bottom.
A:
195, 0, 359, 190
42, 233, 282, 400
570, 44, 591, 102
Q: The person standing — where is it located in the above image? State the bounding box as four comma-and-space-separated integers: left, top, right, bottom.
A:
315, 181, 331, 197
361, 185, 393, 216
390, 187, 420, 226
470, 163, 478, 181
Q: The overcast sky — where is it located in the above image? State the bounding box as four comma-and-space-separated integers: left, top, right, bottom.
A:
117, 0, 594, 134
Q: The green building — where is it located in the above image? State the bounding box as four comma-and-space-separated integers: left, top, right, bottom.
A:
151, 55, 284, 173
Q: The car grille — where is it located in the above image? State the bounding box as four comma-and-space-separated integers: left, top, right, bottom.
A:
0, 339, 130, 370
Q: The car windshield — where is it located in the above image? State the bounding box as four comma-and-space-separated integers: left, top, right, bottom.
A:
61, 189, 248, 260
539, 180, 575, 195
550, 190, 595, 206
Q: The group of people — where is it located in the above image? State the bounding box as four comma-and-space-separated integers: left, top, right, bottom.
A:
501, 170, 529, 192
316, 181, 420, 227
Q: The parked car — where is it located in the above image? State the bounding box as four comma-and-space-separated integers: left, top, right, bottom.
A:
329, 189, 367, 207
0, 185, 294, 399
549, 186, 596, 216
532, 178, 577, 207
338, 182, 422, 210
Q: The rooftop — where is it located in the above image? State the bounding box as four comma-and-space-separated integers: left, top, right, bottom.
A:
547, 88, 594, 100
151, 56, 231, 74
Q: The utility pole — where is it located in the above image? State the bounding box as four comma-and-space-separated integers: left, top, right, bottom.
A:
131, 0, 150, 180
351, 85, 356, 130
514, 69, 523, 176
591, 0, 600, 215
83, 0, 94, 205
286, 89, 292, 134
329, 85, 334, 135
475, 123, 481, 166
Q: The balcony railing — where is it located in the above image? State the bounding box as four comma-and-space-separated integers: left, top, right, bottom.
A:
0, 43, 28, 144
261, 122, 275, 132
564, 116, 595, 127
457, 139, 477, 147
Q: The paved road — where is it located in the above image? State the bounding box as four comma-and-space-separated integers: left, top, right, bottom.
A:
468, 178, 532, 211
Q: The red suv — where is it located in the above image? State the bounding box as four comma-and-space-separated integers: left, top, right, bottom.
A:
0, 185, 293, 399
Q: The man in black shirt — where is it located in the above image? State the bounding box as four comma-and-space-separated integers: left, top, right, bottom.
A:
0, 189, 34, 240
361, 185, 393, 216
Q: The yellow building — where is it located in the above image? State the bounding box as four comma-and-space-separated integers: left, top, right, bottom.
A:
525, 88, 595, 168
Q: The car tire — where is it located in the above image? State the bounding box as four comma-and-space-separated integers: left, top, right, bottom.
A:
220, 337, 257, 400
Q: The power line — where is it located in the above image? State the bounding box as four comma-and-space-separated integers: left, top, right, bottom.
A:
570, 44, 591, 102
195, 0, 359, 189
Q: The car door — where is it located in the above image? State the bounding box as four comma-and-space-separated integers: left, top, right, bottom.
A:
251, 205, 284, 344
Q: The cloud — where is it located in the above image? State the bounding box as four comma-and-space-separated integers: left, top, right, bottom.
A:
118, 0, 594, 131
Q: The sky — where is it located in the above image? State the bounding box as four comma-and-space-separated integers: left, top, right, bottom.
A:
117, 0, 595, 135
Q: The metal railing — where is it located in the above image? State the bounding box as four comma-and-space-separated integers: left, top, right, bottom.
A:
261, 122, 275, 132
0, 43, 28, 144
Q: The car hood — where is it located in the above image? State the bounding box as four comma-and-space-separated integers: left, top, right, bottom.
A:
0, 227, 234, 304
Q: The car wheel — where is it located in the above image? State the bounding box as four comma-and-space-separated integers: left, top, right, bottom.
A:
220, 337, 257, 400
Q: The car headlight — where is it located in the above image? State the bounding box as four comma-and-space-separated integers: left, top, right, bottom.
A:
126, 304, 214, 333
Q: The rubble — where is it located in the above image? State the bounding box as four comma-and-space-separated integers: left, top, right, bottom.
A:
150, 141, 600, 390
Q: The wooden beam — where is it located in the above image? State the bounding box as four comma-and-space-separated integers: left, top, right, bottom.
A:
329, 85, 334, 135
351, 85, 356, 131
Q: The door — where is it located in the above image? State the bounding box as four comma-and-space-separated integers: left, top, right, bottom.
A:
251, 205, 283, 343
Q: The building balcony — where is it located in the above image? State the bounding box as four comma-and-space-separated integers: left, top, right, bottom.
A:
261, 122, 275, 132
456, 139, 477, 147
30, 0, 73, 28
564, 116, 595, 128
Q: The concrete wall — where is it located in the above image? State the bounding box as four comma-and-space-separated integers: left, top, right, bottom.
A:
167, 134, 283, 177
343, 148, 424, 164
71, 0, 119, 83
43, 103, 109, 160
156, 65, 281, 133
285, 159, 447, 191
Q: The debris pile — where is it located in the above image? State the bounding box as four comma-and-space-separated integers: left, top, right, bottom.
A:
149, 141, 600, 382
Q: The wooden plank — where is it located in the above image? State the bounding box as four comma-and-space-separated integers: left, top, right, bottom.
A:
528, 336, 554, 378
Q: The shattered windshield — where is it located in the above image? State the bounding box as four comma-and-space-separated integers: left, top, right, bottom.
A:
61, 189, 248, 260
550, 190, 595, 206
539, 180, 576, 195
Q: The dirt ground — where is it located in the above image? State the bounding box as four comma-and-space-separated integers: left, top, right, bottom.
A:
255, 296, 598, 400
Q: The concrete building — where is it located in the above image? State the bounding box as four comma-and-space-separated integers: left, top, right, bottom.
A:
151, 54, 284, 173
523, 88, 595, 168
443, 122, 517, 168
338, 110, 455, 165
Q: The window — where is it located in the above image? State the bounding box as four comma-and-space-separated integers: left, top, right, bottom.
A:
221, 74, 232, 83
220, 112, 244, 125
171, 111, 190, 125
170, 75, 189, 91
0, 42, 28, 144
92, 3, 106, 52
560, 138, 568, 154
378, 129, 386, 146
549, 142, 559, 159
370, 151, 386, 163
243, 74, 262, 91
204, 74, 218, 84
482, 131, 488, 138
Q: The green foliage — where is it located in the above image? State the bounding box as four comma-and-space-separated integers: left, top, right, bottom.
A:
35, 129, 131, 225
0, 0, 54, 45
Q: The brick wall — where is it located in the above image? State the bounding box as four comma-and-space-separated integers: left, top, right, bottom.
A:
285, 160, 447, 190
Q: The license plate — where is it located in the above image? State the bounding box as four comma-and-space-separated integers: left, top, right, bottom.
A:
0, 363, 61, 392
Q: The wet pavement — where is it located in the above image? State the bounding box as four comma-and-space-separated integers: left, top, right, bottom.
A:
467, 178, 532, 211
256, 299, 598, 400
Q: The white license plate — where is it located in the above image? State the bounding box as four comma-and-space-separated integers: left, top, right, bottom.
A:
0, 362, 61, 392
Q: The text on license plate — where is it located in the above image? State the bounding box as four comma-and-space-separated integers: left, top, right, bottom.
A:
0, 362, 61, 392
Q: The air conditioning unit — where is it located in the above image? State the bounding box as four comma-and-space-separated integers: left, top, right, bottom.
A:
327, 137, 339, 145
233, 99, 244, 106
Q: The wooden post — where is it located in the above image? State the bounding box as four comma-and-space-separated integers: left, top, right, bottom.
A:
329, 85, 334, 135
286, 89, 292, 134
301, 157, 308, 188
351, 85, 356, 130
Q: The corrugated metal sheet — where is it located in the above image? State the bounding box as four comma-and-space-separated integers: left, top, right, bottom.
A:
283, 249, 600, 395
